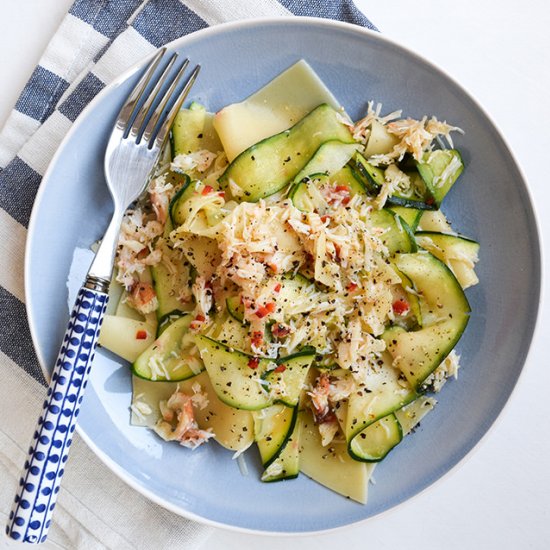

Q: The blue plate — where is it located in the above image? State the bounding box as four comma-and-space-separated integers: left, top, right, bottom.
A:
26, 18, 541, 533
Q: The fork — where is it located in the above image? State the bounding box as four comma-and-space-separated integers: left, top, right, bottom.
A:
6, 48, 199, 544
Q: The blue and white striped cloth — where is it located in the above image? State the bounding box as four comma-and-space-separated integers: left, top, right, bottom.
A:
0, 1, 375, 548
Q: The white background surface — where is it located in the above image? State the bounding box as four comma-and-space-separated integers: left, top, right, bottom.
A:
1, 0, 549, 549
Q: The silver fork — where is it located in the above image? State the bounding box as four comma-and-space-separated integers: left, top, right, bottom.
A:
7, 48, 199, 545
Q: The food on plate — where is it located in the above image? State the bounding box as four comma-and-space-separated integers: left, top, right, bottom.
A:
97, 60, 479, 503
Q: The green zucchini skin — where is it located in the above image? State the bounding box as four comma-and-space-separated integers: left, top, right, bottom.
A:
416, 149, 464, 207
171, 102, 223, 157
352, 152, 383, 194
196, 336, 273, 410
345, 352, 417, 446
218, 104, 355, 202
348, 413, 403, 462
261, 413, 301, 482
414, 231, 479, 272
353, 150, 464, 210
196, 335, 315, 411
414, 231, 480, 290
132, 315, 203, 382
156, 310, 187, 336
290, 172, 416, 254
383, 251, 470, 391
290, 164, 366, 213
151, 260, 192, 327
263, 351, 315, 407
255, 405, 298, 468
168, 174, 193, 227
346, 251, 470, 451
415, 231, 479, 250
226, 295, 245, 323
367, 209, 417, 255
388, 205, 423, 232
352, 153, 436, 210
291, 140, 361, 186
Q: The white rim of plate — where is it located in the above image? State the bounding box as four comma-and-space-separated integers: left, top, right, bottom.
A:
24, 16, 544, 536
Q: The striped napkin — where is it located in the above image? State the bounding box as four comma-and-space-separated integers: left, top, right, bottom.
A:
0, 1, 376, 548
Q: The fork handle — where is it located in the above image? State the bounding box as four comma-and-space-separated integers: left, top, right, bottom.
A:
7, 284, 108, 544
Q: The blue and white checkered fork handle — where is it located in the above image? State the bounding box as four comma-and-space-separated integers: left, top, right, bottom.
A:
7, 286, 108, 544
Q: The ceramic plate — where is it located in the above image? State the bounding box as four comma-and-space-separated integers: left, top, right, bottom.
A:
26, 18, 541, 533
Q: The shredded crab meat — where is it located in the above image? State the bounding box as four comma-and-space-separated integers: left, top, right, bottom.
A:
328, 376, 355, 402
308, 372, 331, 419
369, 115, 463, 166
352, 101, 403, 143
374, 164, 411, 210
154, 388, 214, 449
115, 208, 163, 289
423, 350, 461, 392
125, 281, 158, 315
287, 196, 389, 292
337, 319, 386, 374
172, 150, 218, 173
177, 189, 399, 359
425, 117, 464, 149
148, 174, 174, 224
191, 275, 213, 320
190, 381, 210, 409
308, 372, 355, 446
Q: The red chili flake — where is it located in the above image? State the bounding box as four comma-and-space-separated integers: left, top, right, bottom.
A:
320, 215, 331, 224
426, 197, 435, 206
248, 357, 260, 370
256, 302, 276, 318
136, 247, 149, 260
217, 191, 225, 198
268, 262, 279, 273
135, 330, 148, 340
334, 185, 349, 193
274, 283, 281, 293
328, 185, 351, 206
271, 323, 290, 339
201, 185, 214, 195
273, 364, 286, 373
190, 313, 206, 331
255, 307, 268, 319
251, 331, 263, 348
347, 282, 358, 292
392, 299, 410, 315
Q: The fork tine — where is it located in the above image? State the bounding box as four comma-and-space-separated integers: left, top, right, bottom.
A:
115, 47, 166, 133
141, 58, 191, 146
150, 64, 201, 150
129, 53, 180, 140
